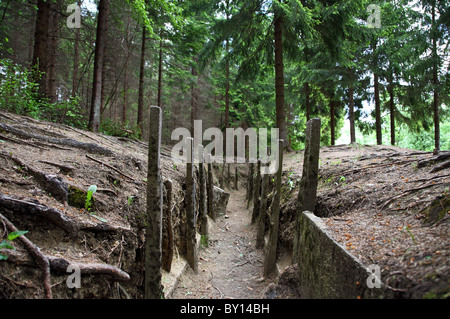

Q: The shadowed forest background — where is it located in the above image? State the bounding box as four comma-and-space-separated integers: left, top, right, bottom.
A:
0, 0, 449, 151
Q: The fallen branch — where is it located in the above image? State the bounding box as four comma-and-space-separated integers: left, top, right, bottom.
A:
85, 154, 134, 182
0, 213, 52, 299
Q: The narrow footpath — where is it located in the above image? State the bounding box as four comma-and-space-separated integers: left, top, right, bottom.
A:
171, 188, 275, 299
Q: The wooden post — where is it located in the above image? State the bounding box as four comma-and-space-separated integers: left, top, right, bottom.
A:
263, 139, 283, 277
247, 162, 254, 208
206, 153, 215, 221
162, 179, 174, 272
185, 137, 198, 273
145, 106, 163, 299
235, 166, 238, 190
227, 163, 230, 188
251, 159, 261, 224
292, 118, 321, 264
256, 173, 269, 249
198, 145, 208, 247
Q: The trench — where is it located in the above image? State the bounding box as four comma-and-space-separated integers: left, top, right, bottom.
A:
171, 188, 275, 299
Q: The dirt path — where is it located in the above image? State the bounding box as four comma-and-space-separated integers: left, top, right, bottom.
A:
171, 188, 275, 299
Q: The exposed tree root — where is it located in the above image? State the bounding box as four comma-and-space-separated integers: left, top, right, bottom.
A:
1, 245, 130, 283
0, 193, 131, 238
0, 213, 53, 299
39, 160, 75, 175
0, 122, 113, 156
1, 151, 69, 204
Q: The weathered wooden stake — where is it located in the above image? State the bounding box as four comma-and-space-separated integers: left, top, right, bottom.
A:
235, 166, 238, 190
263, 139, 283, 277
256, 173, 269, 249
162, 179, 174, 273
145, 106, 163, 299
251, 159, 261, 224
207, 154, 215, 221
247, 162, 254, 208
185, 137, 198, 273
198, 145, 208, 247
292, 118, 321, 264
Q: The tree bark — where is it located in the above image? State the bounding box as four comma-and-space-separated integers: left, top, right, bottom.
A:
305, 82, 310, 121
88, 0, 110, 132
432, 0, 440, 152
32, 0, 50, 100
72, 1, 80, 98
123, 63, 128, 123
372, 40, 382, 145
157, 29, 163, 108
46, 4, 58, 103
190, 59, 198, 136
349, 85, 355, 144
388, 67, 395, 146
274, 3, 289, 149
137, 26, 146, 138
330, 99, 335, 146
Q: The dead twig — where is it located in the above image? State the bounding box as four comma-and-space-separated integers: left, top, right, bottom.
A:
209, 269, 223, 299
85, 154, 134, 182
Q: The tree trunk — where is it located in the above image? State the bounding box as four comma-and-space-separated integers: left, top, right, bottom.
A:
374, 72, 382, 145
373, 41, 382, 145
123, 63, 128, 123
330, 99, 335, 146
137, 26, 146, 138
46, 4, 58, 103
388, 68, 395, 146
72, 4, 80, 98
88, 0, 110, 132
190, 59, 198, 136
32, 0, 50, 100
305, 82, 310, 121
349, 85, 355, 144
432, 0, 440, 152
157, 29, 163, 108
274, 4, 289, 149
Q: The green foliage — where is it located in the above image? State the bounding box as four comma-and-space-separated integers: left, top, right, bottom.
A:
85, 185, 97, 212
100, 118, 141, 139
0, 58, 85, 128
0, 230, 28, 261
0, 58, 41, 117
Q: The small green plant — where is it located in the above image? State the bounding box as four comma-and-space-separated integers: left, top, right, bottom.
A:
127, 195, 135, 206
0, 230, 29, 261
85, 185, 97, 212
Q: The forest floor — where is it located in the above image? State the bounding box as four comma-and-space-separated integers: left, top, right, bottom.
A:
171, 188, 277, 299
